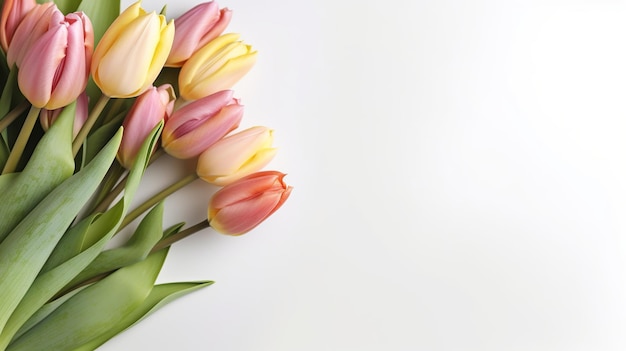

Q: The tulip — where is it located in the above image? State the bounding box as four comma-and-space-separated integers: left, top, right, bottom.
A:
40, 91, 88, 138
179, 33, 257, 101
0, 0, 36, 52
117, 84, 176, 168
208, 171, 292, 235
162, 90, 243, 159
91, 1, 174, 98
197, 126, 277, 186
165, 2, 231, 67
18, 11, 93, 109
6, 2, 58, 67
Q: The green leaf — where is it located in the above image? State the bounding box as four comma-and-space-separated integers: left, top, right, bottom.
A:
83, 110, 125, 164
77, 0, 120, 47
12, 286, 88, 341
0, 67, 17, 120
0, 124, 164, 346
68, 202, 167, 286
77, 281, 213, 351
50, 0, 82, 14
7, 250, 169, 351
0, 102, 76, 243
0, 128, 121, 335
46, 122, 163, 267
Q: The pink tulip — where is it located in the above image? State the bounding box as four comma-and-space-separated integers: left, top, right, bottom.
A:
162, 90, 243, 159
197, 126, 277, 186
118, 84, 176, 168
0, 0, 36, 52
6, 2, 58, 67
17, 10, 94, 109
208, 171, 292, 235
39, 91, 88, 138
165, 2, 232, 67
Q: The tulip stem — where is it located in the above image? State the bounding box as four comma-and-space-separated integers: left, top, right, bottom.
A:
119, 173, 199, 230
0, 101, 29, 132
151, 220, 211, 253
2, 106, 41, 174
92, 148, 166, 214
72, 95, 111, 156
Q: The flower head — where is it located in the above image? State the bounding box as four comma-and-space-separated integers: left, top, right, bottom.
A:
91, 1, 174, 98
209, 171, 292, 235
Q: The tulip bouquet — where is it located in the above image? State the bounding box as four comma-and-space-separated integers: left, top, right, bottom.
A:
0, 0, 291, 349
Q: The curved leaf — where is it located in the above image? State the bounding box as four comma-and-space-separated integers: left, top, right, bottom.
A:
77, 281, 213, 351
7, 250, 168, 351
0, 102, 76, 243
0, 128, 121, 334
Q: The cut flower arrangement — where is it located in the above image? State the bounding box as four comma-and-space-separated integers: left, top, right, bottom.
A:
0, 0, 292, 349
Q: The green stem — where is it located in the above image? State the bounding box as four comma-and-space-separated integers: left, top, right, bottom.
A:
0, 101, 28, 132
92, 147, 166, 214
2, 106, 41, 174
72, 95, 110, 156
119, 173, 199, 230
151, 220, 211, 253
87, 161, 126, 214
102, 98, 125, 124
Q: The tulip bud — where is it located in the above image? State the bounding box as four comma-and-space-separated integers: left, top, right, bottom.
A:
40, 91, 89, 138
0, 0, 36, 52
162, 90, 243, 159
179, 33, 257, 101
197, 126, 277, 186
165, 2, 231, 68
208, 171, 292, 235
18, 11, 94, 109
118, 84, 175, 168
91, 1, 174, 98
6, 2, 58, 67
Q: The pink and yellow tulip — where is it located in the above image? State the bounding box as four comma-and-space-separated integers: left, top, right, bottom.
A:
0, 0, 36, 52
18, 10, 93, 109
118, 84, 175, 168
165, 1, 231, 67
162, 90, 243, 159
208, 171, 292, 235
6, 2, 57, 67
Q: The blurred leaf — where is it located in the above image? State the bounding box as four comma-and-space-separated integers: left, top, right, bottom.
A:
0, 128, 121, 335
49, 0, 81, 14
0, 67, 17, 120
7, 250, 168, 351
0, 102, 76, 243
78, 281, 214, 350
77, 0, 120, 47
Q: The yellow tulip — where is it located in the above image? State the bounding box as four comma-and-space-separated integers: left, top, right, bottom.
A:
197, 126, 277, 186
179, 33, 257, 101
91, 1, 174, 98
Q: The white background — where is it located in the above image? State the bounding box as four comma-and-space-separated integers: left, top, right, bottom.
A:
106, 0, 626, 350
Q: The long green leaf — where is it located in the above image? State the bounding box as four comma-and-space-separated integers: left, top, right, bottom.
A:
77, 281, 214, 351
0, 128, 121, 334
7, 250, 168, 351
0, 124, 163, 346
0, 102, 76, 243
68, 202, 167, 286
0, 67, 17, 120
11, 286, 88, 341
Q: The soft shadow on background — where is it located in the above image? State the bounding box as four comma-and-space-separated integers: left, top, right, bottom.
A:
106, 0, 626, 350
